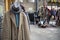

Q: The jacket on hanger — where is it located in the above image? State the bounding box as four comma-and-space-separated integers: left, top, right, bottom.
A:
2, 11, 30, 40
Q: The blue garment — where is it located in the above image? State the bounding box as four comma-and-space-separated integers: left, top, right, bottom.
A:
10, 9, 20, 27
15, 13, 20, 27
51, 10, 56, 16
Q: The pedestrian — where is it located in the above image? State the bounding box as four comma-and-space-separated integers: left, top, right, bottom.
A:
56, 9, 60, 26
50, 8, 56, 20
44, 7, 51, 24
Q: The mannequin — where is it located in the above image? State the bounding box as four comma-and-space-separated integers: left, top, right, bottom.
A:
10, 2, 21, 28
2, 1, 30, 40
10, 2, 21, 40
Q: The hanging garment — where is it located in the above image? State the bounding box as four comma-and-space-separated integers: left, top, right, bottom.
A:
2, 11, 30, 40
15, 13, 19, 28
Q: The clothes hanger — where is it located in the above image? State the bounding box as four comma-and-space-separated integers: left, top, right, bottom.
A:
10, 0, 22, 12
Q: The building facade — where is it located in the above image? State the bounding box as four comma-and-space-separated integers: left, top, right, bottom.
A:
20, 0, 36, 13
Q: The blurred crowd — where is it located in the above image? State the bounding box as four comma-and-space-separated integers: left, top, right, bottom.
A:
35, 7, 60, 26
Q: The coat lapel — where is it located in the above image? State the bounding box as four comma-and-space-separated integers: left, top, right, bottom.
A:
10, 12, 17, 27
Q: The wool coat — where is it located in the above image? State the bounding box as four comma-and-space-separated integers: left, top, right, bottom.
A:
2, 11, 30, 40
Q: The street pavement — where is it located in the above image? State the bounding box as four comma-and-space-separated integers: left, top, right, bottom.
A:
0, 24, 60, 40
30, 25, 60, 40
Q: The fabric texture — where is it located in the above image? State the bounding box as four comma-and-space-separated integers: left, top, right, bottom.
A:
10, 8, 20, 27
15, 13, 19, 27
2, 11, 30, 40
51, 10, 56, 16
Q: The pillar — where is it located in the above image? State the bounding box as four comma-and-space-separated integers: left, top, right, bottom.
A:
4, 0, 15, 12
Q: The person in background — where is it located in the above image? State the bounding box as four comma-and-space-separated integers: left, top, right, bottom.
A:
43, 7, 51, 24
56, 9, 60, 26
50, 8, 56, 20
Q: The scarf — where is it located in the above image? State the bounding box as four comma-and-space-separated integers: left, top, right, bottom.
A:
10, 9, 20, 28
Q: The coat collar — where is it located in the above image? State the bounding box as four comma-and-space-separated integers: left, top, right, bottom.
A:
9, 11, 24, 27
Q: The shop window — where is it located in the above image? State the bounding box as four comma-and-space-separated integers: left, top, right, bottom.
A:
19, 0, 23, 2
28, 7, 34, 13
28, 0, 35, 3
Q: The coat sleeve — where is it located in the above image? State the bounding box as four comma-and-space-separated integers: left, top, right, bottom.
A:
2, 13, 11, 40
18, 12, 23, 40
18, 12, 30, 40
23, 13, 30, 40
